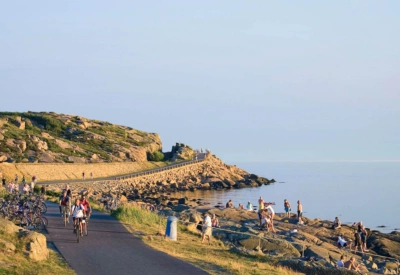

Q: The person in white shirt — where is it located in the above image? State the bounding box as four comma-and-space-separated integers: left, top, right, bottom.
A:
265, 203, 276, 233
22, 183, 30, 194
71, 199, 86, 235
337, 234, 347, 248
337, 255, 345, 268
30, 181, 35, 194
201, 213, 212, 244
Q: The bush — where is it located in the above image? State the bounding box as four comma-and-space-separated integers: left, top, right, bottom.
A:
147, 151, 164, 161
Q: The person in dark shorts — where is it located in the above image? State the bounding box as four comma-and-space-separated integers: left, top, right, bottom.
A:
297, 200, 303, 220
2, 176, 6, 186
352, 230, 364, 253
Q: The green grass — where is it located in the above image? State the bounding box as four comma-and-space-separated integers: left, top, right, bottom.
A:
112, 205, 165, 227
111, 205, 303, 275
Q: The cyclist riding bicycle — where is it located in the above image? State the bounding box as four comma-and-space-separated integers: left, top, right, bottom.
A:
80, 195, 92, 219
71, 198, 85, 236
59, 190, 71, 224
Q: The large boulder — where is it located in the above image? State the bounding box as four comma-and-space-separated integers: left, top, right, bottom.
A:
0, 219, 21, 234
19, 231, 49, 262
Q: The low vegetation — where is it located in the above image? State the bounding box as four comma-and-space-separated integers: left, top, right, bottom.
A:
0, 221, 75, 275
0, 111, 163, 163
112, 205, 303, 275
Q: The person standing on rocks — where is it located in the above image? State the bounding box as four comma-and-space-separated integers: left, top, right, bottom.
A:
15, 174, 19, 183
30, 181, 35, 194
284, 199, 291, 218
258, 196, 265, 210
82, 172, 85, 180
297, 200, 303, 220
90, 172, 93, 179
2, 176, 6, 187
201, 213, 212, 244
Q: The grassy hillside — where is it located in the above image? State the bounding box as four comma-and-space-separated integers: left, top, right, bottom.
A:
0, 112, 162, 163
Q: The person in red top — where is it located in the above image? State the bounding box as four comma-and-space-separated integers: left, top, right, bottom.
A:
80, 195, 92, 218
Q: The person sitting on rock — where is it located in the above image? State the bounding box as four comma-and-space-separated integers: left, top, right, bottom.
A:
211, 214, 220, 228
344, 257, 360, 271
337, 255, 345, 268
246, 201, 253, 211
332, 217, 341, 229
238, 203, 244, 210
226, 200, 234, 208
337, 234, 347, 248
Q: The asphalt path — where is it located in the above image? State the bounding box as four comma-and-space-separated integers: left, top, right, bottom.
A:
41, 153, 206, 185
44, 202, 208, 275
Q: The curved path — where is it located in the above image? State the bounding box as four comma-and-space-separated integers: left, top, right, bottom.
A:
43, 154, 206, 185
44, 202, 208, 275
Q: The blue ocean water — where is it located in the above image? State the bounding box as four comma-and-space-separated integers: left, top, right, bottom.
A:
179, 161, 400, 232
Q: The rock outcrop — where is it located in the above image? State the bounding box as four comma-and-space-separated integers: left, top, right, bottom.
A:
0, 218, 49, 262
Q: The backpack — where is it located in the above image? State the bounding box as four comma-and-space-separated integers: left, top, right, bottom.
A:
61, 196, 69, 206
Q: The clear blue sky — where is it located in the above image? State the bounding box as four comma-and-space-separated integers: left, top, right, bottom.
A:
1, 1, 399, 162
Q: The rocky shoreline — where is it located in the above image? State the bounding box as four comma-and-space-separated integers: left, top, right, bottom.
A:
164, 206, 400, 275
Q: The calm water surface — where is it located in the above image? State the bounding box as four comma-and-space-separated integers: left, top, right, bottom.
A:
176, 162, 400, 232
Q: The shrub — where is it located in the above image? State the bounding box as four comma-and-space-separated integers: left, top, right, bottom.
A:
147, 151, 164, 161
111, 205, 163, 226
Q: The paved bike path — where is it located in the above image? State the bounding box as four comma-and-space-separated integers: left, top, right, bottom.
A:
44, 202, 208, 275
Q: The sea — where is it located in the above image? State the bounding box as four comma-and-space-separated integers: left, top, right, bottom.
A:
176, 161, 400, 233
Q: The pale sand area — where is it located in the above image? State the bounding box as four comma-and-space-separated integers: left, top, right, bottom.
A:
0, 161, 168, 182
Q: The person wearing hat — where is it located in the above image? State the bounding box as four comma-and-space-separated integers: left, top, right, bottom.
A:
201, 213, 212, 244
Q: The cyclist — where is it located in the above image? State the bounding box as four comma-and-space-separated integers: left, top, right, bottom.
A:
80, 195, 92, 219
59, 190, 71, 224
71, 198, 85, 236
64, 184, 72, 198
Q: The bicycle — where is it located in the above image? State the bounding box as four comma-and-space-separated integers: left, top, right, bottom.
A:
75, 218, 83, 243
60, 206, 69, 227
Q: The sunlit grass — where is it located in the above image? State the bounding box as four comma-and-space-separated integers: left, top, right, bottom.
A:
112, 205, 303, 275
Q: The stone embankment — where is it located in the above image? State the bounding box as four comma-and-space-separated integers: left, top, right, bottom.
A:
0, 161, 167, 182
47, 155, 274, 206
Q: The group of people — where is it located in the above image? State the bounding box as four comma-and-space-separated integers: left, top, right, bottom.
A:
3, 174, 39, 195
337, 255, 361, 271
59, 184, 92, 236
82, 172, 94, 180
335, 220, 369, 253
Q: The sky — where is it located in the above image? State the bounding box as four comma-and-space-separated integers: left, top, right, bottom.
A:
1, 1, 399, 162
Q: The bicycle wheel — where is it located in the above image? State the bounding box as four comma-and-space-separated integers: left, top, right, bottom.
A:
33, 217, 45, 232
41, 216, 48, 227
76, 222, 80, 243
40, 203, 47, 214
63, 210, 67, 227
